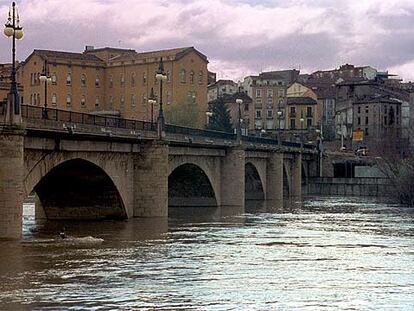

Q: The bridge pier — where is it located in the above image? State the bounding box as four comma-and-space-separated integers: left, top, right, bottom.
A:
291, 153, 302, 198
266, 152, 284, 208
134, 142, 169, 217
0, 127, 25, 240
221, 147, 245, 208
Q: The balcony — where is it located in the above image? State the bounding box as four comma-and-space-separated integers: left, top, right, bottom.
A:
306, 112, 313, 118
289, 112, 296, 117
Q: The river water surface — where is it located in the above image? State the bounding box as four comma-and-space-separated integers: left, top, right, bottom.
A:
0, 196, 413, 310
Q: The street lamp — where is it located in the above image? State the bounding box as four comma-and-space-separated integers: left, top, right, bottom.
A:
315, 129, 323, 177
155, 58, 167, 139
148, 87, 156, 129
300, 115, 305, 148
236, 97, 243, 144
205, 111, 213, 126
3, 1, 23, 125
39, 60, 52, 119
277, 110, 282, 144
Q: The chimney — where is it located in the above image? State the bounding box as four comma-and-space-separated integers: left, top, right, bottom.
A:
85, 45, 95, 52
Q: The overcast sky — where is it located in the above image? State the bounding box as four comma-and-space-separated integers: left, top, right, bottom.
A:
1, 0, 414, 81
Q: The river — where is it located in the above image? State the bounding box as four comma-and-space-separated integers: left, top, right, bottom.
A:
0, 196, 413, 310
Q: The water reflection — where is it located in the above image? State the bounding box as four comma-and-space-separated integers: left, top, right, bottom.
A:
0, 197, 413, 310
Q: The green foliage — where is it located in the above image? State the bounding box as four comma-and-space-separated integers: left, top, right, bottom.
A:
164, 96, 200, 128
206, 97, 233, 133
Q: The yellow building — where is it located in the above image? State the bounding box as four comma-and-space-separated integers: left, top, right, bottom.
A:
18, 46, 209, 127
286, 82, 320, 129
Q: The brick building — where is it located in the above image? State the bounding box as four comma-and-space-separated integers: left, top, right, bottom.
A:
18, 46, 209, 127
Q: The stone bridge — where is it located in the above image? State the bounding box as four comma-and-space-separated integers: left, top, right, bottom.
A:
0, 105, 318, 239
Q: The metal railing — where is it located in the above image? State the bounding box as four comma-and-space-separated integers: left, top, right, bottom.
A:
18, 104, 315, 150
21, 105, 154, 131
166, 124, 236, 140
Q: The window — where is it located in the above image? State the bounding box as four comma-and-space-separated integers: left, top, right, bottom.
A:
365, 128, 369, 136
365, 106, 369, 114
267, 89, 273, 98
51, 93, 57, 106
384, 116, 388, 125
30, 94, 33, 105
95, 97, 100, 108
190, 71, 195, 84
278, 89, 284, 97
307, 118, 312, 128
37, 93, 40, 106
267, 110, 273, 118
120, 74, 125, 86
256, 110, 262, 119
80, 95, 86, 108
81, 74, 86, 87
51, 73, 57, 84
357, 117, 361, 125
180, 69, 186, 83
290, 118, 296, 129
306, 106, 312, 117
66, 73, 72, 85
198, 71, 203, 84
131, 73, 136, 87
290, 106, 296, 116
244, 103, 249, 111
120, 95, 125, 108
267, 98, 273, 105
95, 76, 100, 88
256, 99, 262, 105
66, 94, 72, 106
109, 75, 113, 88
166, 91, 171, 105
256, 89, 262, 98
143, 72, 147, 85
365, 116, 369, 125
109, 96, 113, 109
358, 106, 361, 114
131, 94, 136, 107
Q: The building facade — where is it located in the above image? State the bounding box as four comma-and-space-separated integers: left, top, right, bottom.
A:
285, 97, 318, 130
18, 46, 209, 127
207, 79, 238, 102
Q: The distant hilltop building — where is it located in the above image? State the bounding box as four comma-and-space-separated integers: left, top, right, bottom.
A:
17, 46, 209, 126
207, 79, 238, 102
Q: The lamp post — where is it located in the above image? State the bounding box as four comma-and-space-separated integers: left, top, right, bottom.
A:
277, 110, 282, 144
315, 129, 323, 177
300, 115, 305, 148
155, 58, 167, 139
236, 97, 243, 144
39, 60, 52, 119
148, 87, 156, 130
205, 111, 213, 126
3, 1, 23, 125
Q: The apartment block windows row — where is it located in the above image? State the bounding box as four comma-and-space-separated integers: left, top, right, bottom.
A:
30, 93, 40, 105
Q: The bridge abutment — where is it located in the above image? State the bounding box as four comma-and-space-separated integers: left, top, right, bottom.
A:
134, 142, 169, 217
0, 127, 25, 240
221, 147, 245, 208
266, 152, 284, 208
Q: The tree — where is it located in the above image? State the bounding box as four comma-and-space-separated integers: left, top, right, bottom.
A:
206, 97, 233, 133
164, 95, 200, 128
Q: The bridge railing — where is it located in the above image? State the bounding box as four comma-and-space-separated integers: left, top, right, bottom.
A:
165, 124, 236, 140
21, 105, 154, 131
19, 104, 315, 150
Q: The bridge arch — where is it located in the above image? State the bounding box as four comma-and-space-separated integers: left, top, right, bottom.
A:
245, 162, 265, 201
168, 161, 218, 207
24, 153, 128, 220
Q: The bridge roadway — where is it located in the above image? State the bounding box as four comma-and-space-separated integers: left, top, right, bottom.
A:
0, 105, 318, 239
